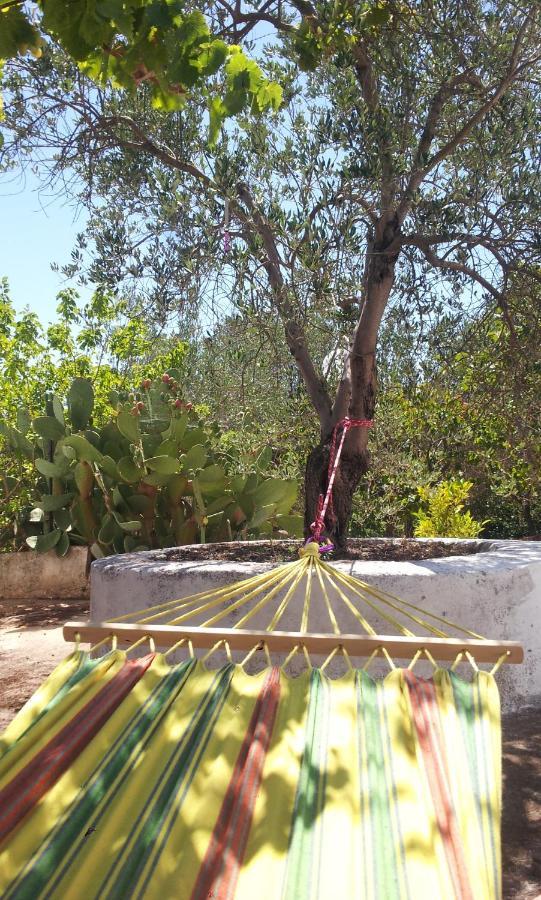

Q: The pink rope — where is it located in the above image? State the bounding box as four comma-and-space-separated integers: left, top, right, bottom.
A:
310, 417, 374, 547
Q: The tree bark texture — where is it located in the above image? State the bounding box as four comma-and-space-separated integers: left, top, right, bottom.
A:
303, 228, 398, 548
304, 440, 370, 551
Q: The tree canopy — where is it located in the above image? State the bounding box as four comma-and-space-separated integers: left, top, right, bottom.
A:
0, 0, 282, 140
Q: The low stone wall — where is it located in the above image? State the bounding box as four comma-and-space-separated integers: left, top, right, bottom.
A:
0, 547, 89, 600
90, 538, 541, 713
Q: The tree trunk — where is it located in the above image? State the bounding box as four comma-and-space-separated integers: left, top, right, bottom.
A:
303, 222, 399, 550
304, 440, 370, 551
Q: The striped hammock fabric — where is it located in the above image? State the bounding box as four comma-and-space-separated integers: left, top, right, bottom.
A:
0, 650, 501, 900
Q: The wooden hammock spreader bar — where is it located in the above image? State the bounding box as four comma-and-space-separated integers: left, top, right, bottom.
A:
63, 621, 524, 664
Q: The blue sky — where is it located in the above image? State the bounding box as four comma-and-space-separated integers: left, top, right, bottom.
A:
0, 167, 88, 321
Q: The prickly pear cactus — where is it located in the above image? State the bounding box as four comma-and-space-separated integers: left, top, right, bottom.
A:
2, 372, 302, 558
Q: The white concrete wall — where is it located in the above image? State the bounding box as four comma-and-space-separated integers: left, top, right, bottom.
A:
90, 539, 541, 712
0, 547, 89, 600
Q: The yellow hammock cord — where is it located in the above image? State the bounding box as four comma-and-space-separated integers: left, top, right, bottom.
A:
64, 542, 520, 676
106, 544, 482, 639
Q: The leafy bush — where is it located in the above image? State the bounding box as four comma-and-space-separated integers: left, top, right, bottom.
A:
413, 479, 486, 539
0, 374, 302, 557
0, 281, 194, 550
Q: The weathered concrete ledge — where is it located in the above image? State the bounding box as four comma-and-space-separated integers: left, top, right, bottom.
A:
90, 538, 541, 712
0, 547, 89, 600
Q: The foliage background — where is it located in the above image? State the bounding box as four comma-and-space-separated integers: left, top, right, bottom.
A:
2, 272, 540, 549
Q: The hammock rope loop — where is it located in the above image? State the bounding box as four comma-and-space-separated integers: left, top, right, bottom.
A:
90, 633, 117, 654
491, 651, 511, 675
126, 635, 155, 656
310, 416, 373, 546
363, 645, 395, 673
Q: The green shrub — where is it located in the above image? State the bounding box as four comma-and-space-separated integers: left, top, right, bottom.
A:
0, 374, 302, 557
413, 479, 486, 539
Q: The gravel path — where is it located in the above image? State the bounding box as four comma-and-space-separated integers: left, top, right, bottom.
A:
0, 596, 539, 898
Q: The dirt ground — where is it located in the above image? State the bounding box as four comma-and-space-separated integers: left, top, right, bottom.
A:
150, 537, 481, 563
0, 596, 539, 899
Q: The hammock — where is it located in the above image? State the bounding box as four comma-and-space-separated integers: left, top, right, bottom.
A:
0, 544, 522, 899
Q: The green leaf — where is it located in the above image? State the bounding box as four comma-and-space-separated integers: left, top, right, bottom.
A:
182, 427, 207, 450
117, 409, 140, 443
90, 541, 105, 559
38, 492, 74, 512
0, 7, 42, 58
16, 407, 31, 434
118, 456, 145, 483
98, 513, 117, 544
142, 471, 174, 486
127, 494, 153, 514
206, 493, 234, 514
274, 480, 298, 514
67, 377, 94, 430
155, 438, 176, 456
255, 446, 273, 472
231, 475, 246, 494
112, 512, 142, 533
242, 474, 259, 494
123, 535, 137, 552
112, 486, 124, 510
251, 478, 298, 513
32, 416, 66, 441
55, 531, 71, 557
181, 444, 207, 473
363, 5, 392, 26
62, 444, 77, 461
99, 454, 120, 479
275, 514, 304, 537
164, 413, 188, 443
223, 88, 247, 117
197, 464, 227, 494
209, 96, 226, 146
145, 456, 181, 475
52, 394, 65, 425
74, 461, 94, 496
198, 39, 228, 75
63, 434, 103, 464
35, 457, 70, 479
141, 433, 161, 457
83, 429, 101, 448
167, 474, 189, 504
17, 431, 35, 457
248, 504, 277, 528
54, 508, 72, 530
256, 81, 282, 111
108, 389, 120, 409
176, 519, 198, 545
26, 529, 62, 553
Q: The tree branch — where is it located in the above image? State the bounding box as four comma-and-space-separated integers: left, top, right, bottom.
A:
80, 110, 333, 429
214, 0, 297, 39
236, 181, 333, 430
396, 71, 483, 223
97, 115, 217, 192
419, 243, 520, 349
351, 41, 396, 217
397, 9, 538, 224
